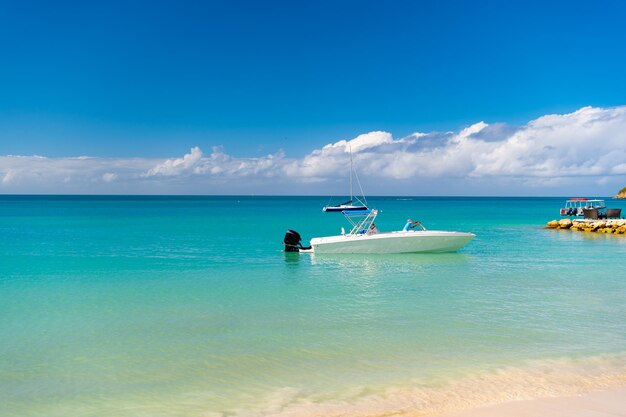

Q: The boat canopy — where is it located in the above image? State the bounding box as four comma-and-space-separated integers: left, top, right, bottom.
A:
564, 199, 605, 208
341, 209, 378, 235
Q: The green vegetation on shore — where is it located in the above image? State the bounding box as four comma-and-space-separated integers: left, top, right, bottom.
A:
617, 187, 626, 198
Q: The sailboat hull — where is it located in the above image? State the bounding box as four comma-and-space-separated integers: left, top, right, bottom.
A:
309, 230, 474, 254
322, 205, 368, 212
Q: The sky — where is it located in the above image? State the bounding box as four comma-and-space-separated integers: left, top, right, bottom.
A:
1, 0, 626, 195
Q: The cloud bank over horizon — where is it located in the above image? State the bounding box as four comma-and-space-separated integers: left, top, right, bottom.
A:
2, 105, 626, 196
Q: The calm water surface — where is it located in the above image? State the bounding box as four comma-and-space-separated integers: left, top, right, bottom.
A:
1, 196, 625, 417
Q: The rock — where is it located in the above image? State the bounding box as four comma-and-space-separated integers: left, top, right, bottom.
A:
546, 220, 559, 229
558, 219, 573, 229
545, 217, 626, 234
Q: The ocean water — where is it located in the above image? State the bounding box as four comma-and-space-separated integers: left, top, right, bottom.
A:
1, 195, 626, 417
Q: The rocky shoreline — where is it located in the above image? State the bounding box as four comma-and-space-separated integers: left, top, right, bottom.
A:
546, 218, 626, 234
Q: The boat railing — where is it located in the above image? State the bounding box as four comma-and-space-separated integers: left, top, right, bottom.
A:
342, 209, 378, 235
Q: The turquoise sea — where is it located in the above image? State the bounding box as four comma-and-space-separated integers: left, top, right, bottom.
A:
1, 196, 626, 417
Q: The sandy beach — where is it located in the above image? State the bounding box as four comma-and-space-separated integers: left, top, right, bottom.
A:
438, 387, 626, 417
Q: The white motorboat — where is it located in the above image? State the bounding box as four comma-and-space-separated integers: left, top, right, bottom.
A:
284, 209, 474, 254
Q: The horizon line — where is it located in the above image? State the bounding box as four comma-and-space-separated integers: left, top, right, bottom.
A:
0, 193, 620, 199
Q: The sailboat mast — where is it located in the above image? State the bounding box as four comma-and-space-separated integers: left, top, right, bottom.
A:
349, 149, 353, 201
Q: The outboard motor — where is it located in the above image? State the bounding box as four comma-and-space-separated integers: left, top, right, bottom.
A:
283, 229, 311, 252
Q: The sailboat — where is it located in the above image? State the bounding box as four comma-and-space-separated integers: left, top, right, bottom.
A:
322, 150, 368, 212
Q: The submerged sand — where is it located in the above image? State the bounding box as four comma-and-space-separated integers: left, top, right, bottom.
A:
244, 355, 626, 417
437, 387, 626, 417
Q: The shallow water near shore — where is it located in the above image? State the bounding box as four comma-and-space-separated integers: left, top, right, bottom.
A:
1, 196, 626, 417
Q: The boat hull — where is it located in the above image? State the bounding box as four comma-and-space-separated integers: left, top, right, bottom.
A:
309, 230, 474, 254
323, 205, 368, 212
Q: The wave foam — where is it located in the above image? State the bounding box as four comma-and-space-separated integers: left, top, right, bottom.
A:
227, 353, 626, 417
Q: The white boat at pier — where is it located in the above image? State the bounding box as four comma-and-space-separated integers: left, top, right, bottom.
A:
560, 198, 606, 217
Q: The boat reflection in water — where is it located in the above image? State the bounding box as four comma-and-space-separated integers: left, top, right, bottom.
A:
308, 251, 471, 270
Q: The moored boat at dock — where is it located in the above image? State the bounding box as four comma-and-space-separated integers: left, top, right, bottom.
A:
559, 198, 605, 217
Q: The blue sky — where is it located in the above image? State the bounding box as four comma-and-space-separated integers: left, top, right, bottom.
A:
1, 0, 626, 194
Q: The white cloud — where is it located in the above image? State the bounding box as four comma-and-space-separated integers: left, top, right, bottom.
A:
102, 172, 117, 182
322, 131, 395, 153
2, 169, 17, 185
145, 146, 203, 177
1, 105, 626, 195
